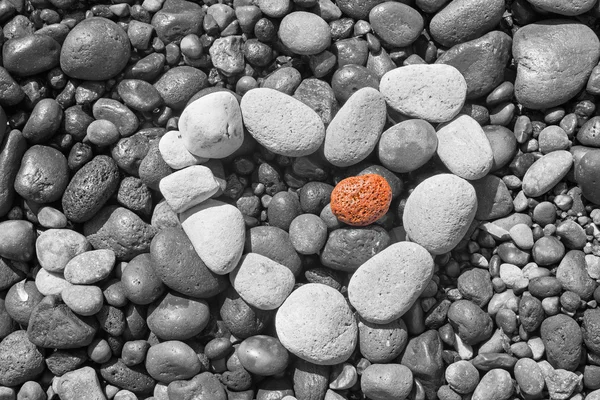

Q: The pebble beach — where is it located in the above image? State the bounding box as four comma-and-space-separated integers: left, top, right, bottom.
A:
1, 0, 600, 399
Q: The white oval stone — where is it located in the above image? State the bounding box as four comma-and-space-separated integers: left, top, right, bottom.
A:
403, 174, 478, 255
323, 87, 386, 167
436, 114, 494, 180
36, 229, 91, 272
379, 64, 467, 123
179, 92, 244, 159
159, 130, 207, 170
241, 88, 325, 157
63, 249, 116, 284
276, 283, 357, 365
62, 285, 104, 316
159, 165, 220, 213
179, 199, 245, 275
348, 242, 434, 324
522, 150, 573, 197
35, 269, 72, 296
230, 253, 295, 310
499, 264, 524, 289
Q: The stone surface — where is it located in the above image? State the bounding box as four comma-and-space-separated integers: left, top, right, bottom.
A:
348, 242, 434, 323
522, 150, 573, 197
369, 2, 423, 47
278, 12, 331, 55
276, 283, 357, 365
471, 174, 513, 220
56, 366, 106, 400
377, 119, 437, 174
541, 314, 582, 371
36, 229, 91, 273
0, 330, 44, 387
403, 174, 477, 255
320, 226, 390, 272
527, 0, 597, 15
513, 20, 600, 109
145, 341, 202, 384
159, 166, 220, 213
380, 65, 467, 123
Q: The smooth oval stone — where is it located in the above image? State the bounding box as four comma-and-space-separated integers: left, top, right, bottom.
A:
100, 358, 155, 395
230, 253, 295, 311
179, 92, 244, 159
528, 0, 597, 16
276, 283, 357, 365
35, 269, 72, 296
399, 330, 444, 399
61, 285, 103, 316
529, 276, 562, 298
159, 130, 206, 170
63, 249, 115, 285
84, 206, 156, 261
278, 12, 331, 55
331, 64, 379, 104
336, 0, 385, 19
541, 314, 582, 371
241, 88, 325, 157
0, 330, 44, 386
238, 335, 289, 376
117, 79, 163, 113
179, 199, 245, 275
403, 174, 477, 255
3, 34, 60, 77
436, 31, 512, 99
27, 295, 97, 349
377, 119, 437, 174
445, 360, 480, 394
4, 280, 41, 326
56, 366, 106, 400
36, 229, 91, 273
320, 226, 390, 273
159, 165, 220, 213
483, 125, 517, 171
361, 364, 413, 400
358, 317, 408, 363
22, 98, 63, 144
514, 358, 544, 396
60, 17, 130, 80
244, 226, 302, 276
448, 300, 494, 345
147, 291, 210, 340
380, 65, 467, 124
62, 155, 120, 223
457, 268, 493, 308
471, 369, 513, 400
429, 0, 505, 48
146, 341, 201, 384
220, 286, 274, 339
288, 214, 328, 255
471, 175, 513, 221
522, 150, 573, 197
167, 372, 226, 400
15, 147, 68, 204
556, 220, 586, 249
150, 227, 228, 298
576, 149, 600, 204
0, 130, 27, 217
293, 78, 338, 126
154, 66, 208, 110
349, 242, 434, 324
323, 87, 386, 167
92, 98, 138, 137
0, 67, 25, 106
369, 2, 423, 47
436, 115, 494, 180
513, 20, 600, 109
121, 253, 165, 305
556, 250, 596, 300
0, 220, 35, 262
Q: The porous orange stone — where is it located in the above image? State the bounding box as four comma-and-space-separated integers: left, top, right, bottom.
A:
330, 174, 392, 226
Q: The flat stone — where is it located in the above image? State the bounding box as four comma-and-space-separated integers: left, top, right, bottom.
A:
348, 242, 434, 323
380, 65, 467, 123
522, 150, 573, 197
145, 341, 201, 384
320, 226, 390, 273
368, 2, 423, 47
154, 66, 208, 110
3, 34, 60, 77
278, 12, 331, 55
513, 20, 600, 109
159, 166, 220, 213
63, 250, 115, 285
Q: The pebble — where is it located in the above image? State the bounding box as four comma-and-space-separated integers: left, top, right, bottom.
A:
147, 291, 210, 340
429, 0, 505, 47
244, 226, 302, 276
145, 341, 201, 384
15, 145, 68, 204
151, 0, 203, 44
179, 92, 244, 159
288, 214, 327, 255
403, 174, 477, 255
348, 242, 434, 323
117, 79, 163, 113
368, 2, 423, 47
448, 300, 494, 345
179, 199, 245, 275
509, 224, 534, 250
556, 250, 596, 300
83, 206, 156, 261
278, 12, 331, 55
522, 150, 573, 197
0, 220, 35, 262
241, 88, 325, 157
320, 225, 390, 272
168, 372, 226, 400
513, 20, 600, 109
323, 87, 386, 167
457, 268, 493, 307
3, 34, 60, 77
154, 66, 208, 110
484, 125, 518, 172
61, 156, 120, 223
532, 236, 565, 266
210, 36, 245, 76
100, 358, 155, 396
63, 249, 115, 285
358, 317, 408, 363
377, 119, 437, 173
92, 99, 138, 138
230, 253, 295, 310
361, 364, 413, 400
61, 285, 103, 316
293, 78, 338, 125
539, 125, 569, 154
575, 149, 600, 204
238, 335, 289, 376
436, 115, 494, 180
445, 360, 479, 394
36, 229, 91, 273
275, 283, 357, 365
399, 330, 444, 399
121, 253, 165, 305
471, 369, 513, 400
330, 174, 391, 226
545, 368, 582, 400
22, 98, 62, 144
436, 31, 512, 99
60, 17, 130, 80
220, 286, 274, 339
379, 65, 467, 123
528, 0, 597, 16
514, 358, 545, 396
0, 330, 44, 387
35, 269, 71, 296
583, 308, 600, 355
159, 130, 206, 170
471, 175, 513, 220
159, 166, 220, 213
541, 314, 582, 371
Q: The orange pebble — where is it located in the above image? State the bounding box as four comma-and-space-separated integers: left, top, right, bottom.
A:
330, 174, 392, 227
